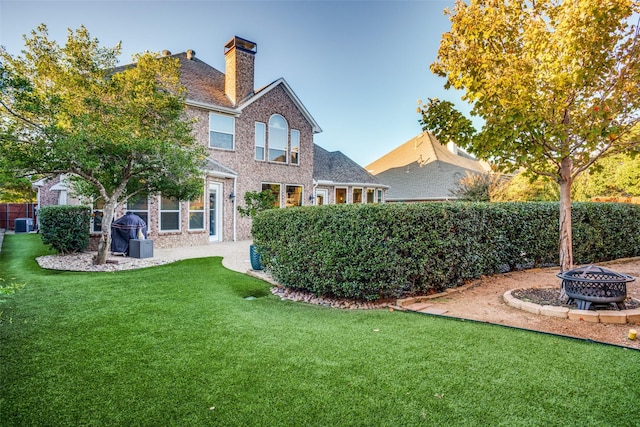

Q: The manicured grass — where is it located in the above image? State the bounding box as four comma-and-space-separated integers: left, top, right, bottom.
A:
1, 234, 639, 426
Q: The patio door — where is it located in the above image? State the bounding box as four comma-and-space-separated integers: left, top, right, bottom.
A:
209, 183, 222, 242
316, 189, 328, 206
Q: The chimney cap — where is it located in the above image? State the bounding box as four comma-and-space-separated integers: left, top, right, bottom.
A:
186, 49, 196, 60
224, 36, 257, 55
161, 50, 172, 57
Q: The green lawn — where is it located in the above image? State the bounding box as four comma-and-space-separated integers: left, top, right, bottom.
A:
1, 234, 639, 426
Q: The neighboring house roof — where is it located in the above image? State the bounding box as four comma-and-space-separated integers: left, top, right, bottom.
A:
313, 145, 386, 187
365, 132, 490, 201
173, 52, 322, 133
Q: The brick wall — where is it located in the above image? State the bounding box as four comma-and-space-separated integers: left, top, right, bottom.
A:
189, 82, 315, 241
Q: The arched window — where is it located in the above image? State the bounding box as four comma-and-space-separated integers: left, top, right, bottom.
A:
268, 114, 288, 163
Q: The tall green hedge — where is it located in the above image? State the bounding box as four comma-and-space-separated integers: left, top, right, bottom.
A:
39, 205, 91, 254
252, 202, 640, 301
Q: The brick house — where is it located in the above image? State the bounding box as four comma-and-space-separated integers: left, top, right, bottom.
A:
36, 36, 387, 248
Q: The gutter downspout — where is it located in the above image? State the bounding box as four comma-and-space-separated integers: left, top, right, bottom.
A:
312, 181, 318, 205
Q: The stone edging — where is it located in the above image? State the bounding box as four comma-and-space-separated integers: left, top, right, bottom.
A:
503, 288, 640, 325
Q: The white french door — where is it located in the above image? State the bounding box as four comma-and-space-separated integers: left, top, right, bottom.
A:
316, 189, 328, 205
209, 183, 222, 241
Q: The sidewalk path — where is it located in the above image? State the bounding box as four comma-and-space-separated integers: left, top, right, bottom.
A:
154, 240, 253, 274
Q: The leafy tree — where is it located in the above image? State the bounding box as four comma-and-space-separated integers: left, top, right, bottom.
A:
419, 0, 640, 273
491, 172, 560, 202
0, 173, 36, 203
572, 152, 640, 200
0, 25, 206, 264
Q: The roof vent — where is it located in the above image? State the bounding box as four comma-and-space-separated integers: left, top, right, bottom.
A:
186, 49, 196, 60
161, 50, 171, 57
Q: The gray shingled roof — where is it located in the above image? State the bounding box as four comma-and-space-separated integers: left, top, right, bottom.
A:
203, 158, 238, 177
313, 145, 383, 186
366, 132, 490, 201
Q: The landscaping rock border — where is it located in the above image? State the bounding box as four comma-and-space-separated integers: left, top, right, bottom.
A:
503, 288, 640, 324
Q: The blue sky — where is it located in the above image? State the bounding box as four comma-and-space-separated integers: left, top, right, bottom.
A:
0, 0, 468, 167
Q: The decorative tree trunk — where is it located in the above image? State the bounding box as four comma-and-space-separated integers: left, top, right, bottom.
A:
95, 199, 117, 265
558, 157, 574, 302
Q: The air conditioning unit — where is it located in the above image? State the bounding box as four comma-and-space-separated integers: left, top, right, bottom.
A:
15, 218, 34, 233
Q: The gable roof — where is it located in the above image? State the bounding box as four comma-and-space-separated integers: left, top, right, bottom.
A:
313, 145, 386, 187
172, 52, 321, 133
365, 132, 490, 201
241, 78, 322, 133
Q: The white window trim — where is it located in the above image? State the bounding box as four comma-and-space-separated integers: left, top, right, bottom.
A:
366, 188, 375, 204
91, 200, 104, 234
209, 112, 235, 151
127, 196, 150, 224
352, 187, 364, 204
159, 196, 181, 232
255, 122, 266, 161
261, 182, 282, 208
290, 129, 300, 165
188, 195, 205, 231
335, 186, 348, 204
285, 184, 304, 207
315, 189, 328, 206
268, 114, 288, 164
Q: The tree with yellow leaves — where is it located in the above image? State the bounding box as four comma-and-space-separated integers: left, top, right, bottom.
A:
420, 0, 640, 275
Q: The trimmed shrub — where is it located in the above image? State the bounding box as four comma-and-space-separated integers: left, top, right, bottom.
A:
39, 205, 91, 254
252, 202, 640, 301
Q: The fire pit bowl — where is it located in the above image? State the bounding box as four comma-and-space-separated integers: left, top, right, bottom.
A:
557, 265, 635, 310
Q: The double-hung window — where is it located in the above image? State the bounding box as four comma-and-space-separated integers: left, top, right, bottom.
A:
160, 197, 180, 231
209, 113, 235, 150
127, 195, 149, 226
261, 183, 281, 208
366, 189, 375, 203
290, 129, 300, 165
353, 188, 363, 204
189, 194, 205, 230
268, 115, 288, 163
91, 199, 104, 233
285, 185, 303, 207
255, 122, 266, 161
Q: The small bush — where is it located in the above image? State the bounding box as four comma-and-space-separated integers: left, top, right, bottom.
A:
39, 205, 91, 254
252, 202, 640, 301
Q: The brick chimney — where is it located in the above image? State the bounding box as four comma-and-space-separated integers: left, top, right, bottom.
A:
224, 36, 257, 105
